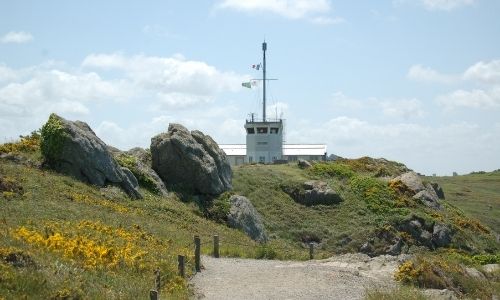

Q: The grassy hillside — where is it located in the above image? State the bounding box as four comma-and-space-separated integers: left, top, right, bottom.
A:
0, 136, 306, 299
232, 159, 499, 255
426, 171, 500, 233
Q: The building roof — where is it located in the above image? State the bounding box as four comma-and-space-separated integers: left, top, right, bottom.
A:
218, 144, 327, 156
283, 144, 327, 156
219, 144, 246, 156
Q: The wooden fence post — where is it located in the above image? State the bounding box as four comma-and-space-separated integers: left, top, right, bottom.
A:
149, 290, 158, 300
178, 255, 185, 277
309, 242, 314, 260
213, 235, 219, 258
194, 235, 201, 272
154, 268, 161, 292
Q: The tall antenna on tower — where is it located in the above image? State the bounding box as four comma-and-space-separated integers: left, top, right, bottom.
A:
262, 41, 267, 122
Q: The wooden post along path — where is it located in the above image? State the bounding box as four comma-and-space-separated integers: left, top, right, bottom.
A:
194, 235, 201, 272
213, 235, 220, 258
309, 243, 314, 260
178, 255, 185, 277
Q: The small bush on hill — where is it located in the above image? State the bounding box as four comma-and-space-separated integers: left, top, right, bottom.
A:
40, 114, 68, 163
395, 252, 499, 299
203, 191, 234, 223
0, 130, 41, 154
309, 162, 355, 179
115, 153, 160, 194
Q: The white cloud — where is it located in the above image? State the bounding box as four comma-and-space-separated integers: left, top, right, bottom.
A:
1, 31, 33, 44
437, 88, 500, 110
407, 64, 457, 84
408, 60, 500, 110
215, 0, 343, 24
82, 53, 246, 99
463, 60, 500, 84
381, 98, 425, 119
330, 92, 425, 119
310, 16, 345, 25
421, 0, 475, 11
0, 54, 248, 144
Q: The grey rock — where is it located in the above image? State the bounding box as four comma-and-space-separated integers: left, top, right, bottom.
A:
387, 239, 403, 256
41, 114, 142, 199
395, 171, 441, 209
483, 264, 499, 273
151, 124, 231, 195
283, 181, 342, 206
431, 182, 445, 199
121, 167, 139, 189
359, 242, 374, 256
121, 147, 168, 196
227, 195, 268, 242
432, 223, 452, 247
422, 289, 458, 300
298, 159, 312, 169
465, 267, 486, 279
413, 189, 441, 209
397, 216, 433, 248
394, 171, 426, 193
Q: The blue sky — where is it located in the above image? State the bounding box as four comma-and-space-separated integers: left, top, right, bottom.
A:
1, 0, 499, 175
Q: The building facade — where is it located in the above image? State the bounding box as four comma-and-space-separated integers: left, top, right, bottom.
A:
219, 144, 327, 166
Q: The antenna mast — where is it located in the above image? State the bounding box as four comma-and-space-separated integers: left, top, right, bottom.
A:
262, 41, 267, 122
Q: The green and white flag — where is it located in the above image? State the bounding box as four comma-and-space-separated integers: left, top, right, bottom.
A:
241, 81, 252, 88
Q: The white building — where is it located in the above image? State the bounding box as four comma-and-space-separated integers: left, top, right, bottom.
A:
220, 144, 327, 166
219, 41, 327, 166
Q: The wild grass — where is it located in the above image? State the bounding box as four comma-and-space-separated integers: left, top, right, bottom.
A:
0, 157, 294, 299
364, 286, 428, 300
426, 171, 500, 232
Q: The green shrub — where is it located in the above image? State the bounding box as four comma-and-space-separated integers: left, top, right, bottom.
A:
40, 114, 68, 163
309, 162, 355, 179
350, 176, 399, 214
204, 192, 234, 223
115, 154, 160, 194
0, 130, 41, 154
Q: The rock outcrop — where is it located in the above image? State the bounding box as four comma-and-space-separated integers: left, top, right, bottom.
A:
282, 181, 342, 206
431, 182, 445, 199
298, 159, 312, 169
112, 147, 168, 196
227, 195, 268, 242
392, 171, 441, 209
40, 114, 142, 199
151, 124, 231, 195
397, 216, 453, 249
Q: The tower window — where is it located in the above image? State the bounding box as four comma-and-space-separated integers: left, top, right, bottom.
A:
257, 127, 268, 134
270, 128, 279, 134
246, 128, 255, 134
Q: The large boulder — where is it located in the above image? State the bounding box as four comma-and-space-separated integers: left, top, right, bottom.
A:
282, 181, 342, 206
40, 114, 142, 199
151, 124, 231, 195
393, 171, 441, 209
227, 195, 268, 242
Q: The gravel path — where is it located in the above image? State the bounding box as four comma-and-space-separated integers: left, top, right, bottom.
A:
190, 253, 407, 300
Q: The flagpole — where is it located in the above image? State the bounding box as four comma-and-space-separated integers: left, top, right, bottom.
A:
262, 41, 267, 122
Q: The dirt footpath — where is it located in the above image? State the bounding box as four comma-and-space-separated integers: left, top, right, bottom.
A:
190, 253, 407, 300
